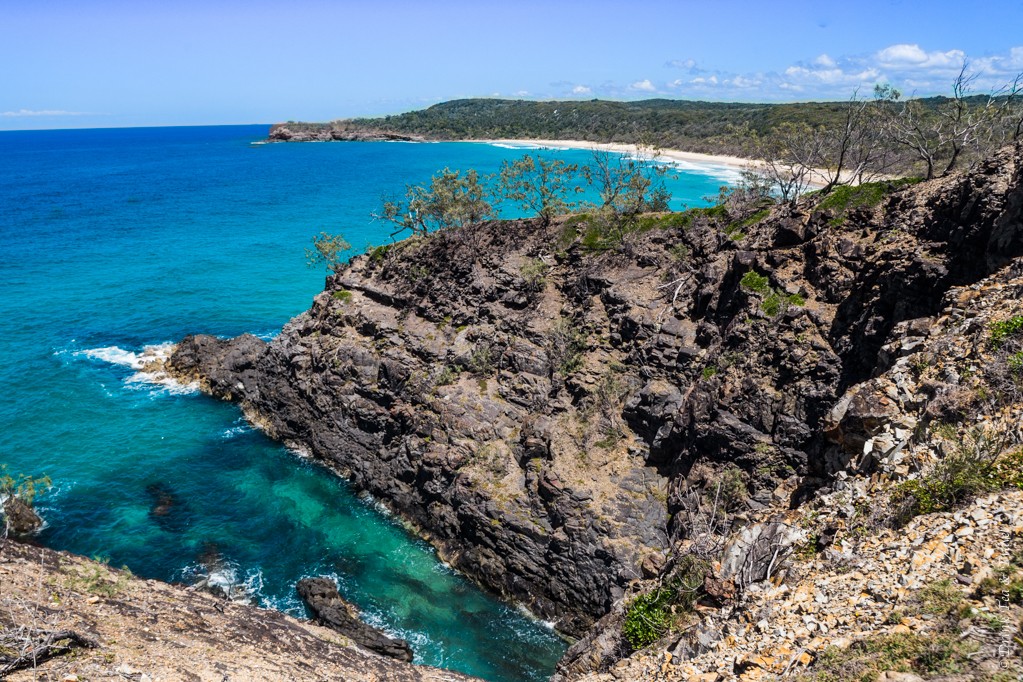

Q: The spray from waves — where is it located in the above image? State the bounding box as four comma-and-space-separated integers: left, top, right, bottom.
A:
75, 343, 198, 395
178, 559, 265, 605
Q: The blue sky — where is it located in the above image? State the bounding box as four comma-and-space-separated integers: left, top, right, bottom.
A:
3, 0, 1023, 130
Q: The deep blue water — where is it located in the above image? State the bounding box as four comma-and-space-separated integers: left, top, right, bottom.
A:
0, 125, 730, 681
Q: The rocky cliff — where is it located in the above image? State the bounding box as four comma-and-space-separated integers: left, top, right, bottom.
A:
168, 144, 1023, 676
268, 122, 423, 142
0, 540, 478, 681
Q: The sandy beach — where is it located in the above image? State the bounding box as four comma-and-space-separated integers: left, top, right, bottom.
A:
474, 138, 851, 187
480, 138, 761, 171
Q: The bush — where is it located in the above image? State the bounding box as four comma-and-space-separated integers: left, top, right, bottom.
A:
622, 556, 708, 649
740, 270, 771, 294
807, 632, 977, 682
0, 465, 50, 505
890, 427, 1015, 523
306, 232, 352, 272
990, 315, 1023, 348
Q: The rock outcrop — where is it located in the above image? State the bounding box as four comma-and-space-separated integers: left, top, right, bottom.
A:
269, 122, 423, 143
2, 496, 43, 536
0, 540, 478, 681
297, 576, 414, 662
168, 144, 1023, 656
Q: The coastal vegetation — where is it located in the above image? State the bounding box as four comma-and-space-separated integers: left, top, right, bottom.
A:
279, 65, 1023, 191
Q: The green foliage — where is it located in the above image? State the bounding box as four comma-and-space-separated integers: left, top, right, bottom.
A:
549, 318, 586, 376
0, 465, 51, 505
761, 291, 783, 316
715, 464, 749, 511
622, 556, 708, 649
668, 243, 690, 261
305, 232, 352, 272
813, 178, 921, 226
990, 316, 1023, 348
892, 427, 1016, 521
60, 561, 131, 597
368, 244, 392, 263
466, 344, 495, 375
740, 270, 771, 294
917, 579, 964, 617
701, 365, 718, 380
498, 154, 582, 225
739, 270, 806, 317
582, 150, 675, 241
377, 168, 492, 239
332, 289, 353, 303
434, 366, 459, 386
807, 632, 977, 682
519, 258, 550, 292
976, 564, 1023, 605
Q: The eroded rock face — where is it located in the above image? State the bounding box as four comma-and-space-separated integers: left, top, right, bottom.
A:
297, 577, 413, 662
169, 144, 1023, 639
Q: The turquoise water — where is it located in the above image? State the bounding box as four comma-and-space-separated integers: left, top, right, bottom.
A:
0, 125, 729, 680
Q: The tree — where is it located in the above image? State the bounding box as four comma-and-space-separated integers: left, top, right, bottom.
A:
497, 154, 582, 226
875, 63, 1014, 180
816, 90, 891, 191
375, 168, 493, 240
305, 232, 351, 272
748, 123, 818, 204
582, 150, 673, 240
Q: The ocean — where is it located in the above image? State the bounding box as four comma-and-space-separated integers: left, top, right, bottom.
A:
0, 124, 732, 681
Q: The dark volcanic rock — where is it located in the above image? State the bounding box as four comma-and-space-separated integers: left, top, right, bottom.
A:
297, 577, 413, 662
169, 144, 1023, 643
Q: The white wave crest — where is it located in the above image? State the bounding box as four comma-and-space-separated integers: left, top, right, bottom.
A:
488, 142, 545, 150
78, 343, 198, 395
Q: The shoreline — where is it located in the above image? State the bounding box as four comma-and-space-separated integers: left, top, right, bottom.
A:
469, 138, 851, 187
472, 138, 760, 172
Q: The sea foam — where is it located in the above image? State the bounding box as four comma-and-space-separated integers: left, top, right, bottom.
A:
78, 343, 199, 395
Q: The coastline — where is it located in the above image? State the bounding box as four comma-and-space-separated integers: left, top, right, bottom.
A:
470, 138, 850, 187
474, 138, 759, 173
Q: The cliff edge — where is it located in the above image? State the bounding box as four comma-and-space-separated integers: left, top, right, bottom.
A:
168, 144, 1023, 676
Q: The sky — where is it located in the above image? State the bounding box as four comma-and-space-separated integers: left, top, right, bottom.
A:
3, 0, 1023, 130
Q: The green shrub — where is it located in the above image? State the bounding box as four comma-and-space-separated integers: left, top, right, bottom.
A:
622, 556, 708, 649
761, 291, 783, 316
701, 365, 718, 380
991, 316, 1023, 348
976, 564, 1023, 604
520, 258, 550, 291
332, 289, 353, 303
891, 428, 1016, 522
740, 270, 771, 294
0, 465, 50, 505
808, 632, 977, 682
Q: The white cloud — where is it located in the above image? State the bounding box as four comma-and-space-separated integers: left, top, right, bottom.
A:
556, 44, 1023, 103
666, 58, 697, 70
876, 43, 929, 65
1, 109, 90, 117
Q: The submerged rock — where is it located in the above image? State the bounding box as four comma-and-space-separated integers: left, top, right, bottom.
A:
297, 577, 414, 662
